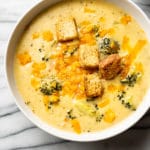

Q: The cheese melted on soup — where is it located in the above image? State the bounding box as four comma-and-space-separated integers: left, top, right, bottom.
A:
14, 0, 150, 133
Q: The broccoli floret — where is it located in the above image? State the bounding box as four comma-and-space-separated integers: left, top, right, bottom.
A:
120, 73, 141, 87
100, 38, 120, 55
40, 79, 62, 95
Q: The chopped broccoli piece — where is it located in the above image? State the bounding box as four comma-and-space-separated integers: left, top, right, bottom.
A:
121, 73, 141, 87
40, 78, 62, 95
100, 38, 120, 55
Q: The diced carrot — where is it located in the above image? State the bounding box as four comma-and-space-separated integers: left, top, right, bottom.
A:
71, 119, 81, 134
42, 31, 53, 42
17, 52, 31, 65
104, 109, 116, 123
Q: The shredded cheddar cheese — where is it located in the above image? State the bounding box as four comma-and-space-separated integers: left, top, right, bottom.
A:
84, 7, 96, 13
71, 119, 81, 134
135, 62, 144, 74
107, 84, 117, 92
17, 52, 31, 65
122, 36, 131, 51
31, 78, 40, 89
32, 62, 46, 70
99, 28, 115, 37
120, 15, 132, 25
121, 39, 147, 78
99, 17, 106, 22
32, 32, 40, 39
80, 33, 96, 45
32, 62, 46, 78
104, 109, 116, 123
42, 31, 54, 41
99, 98, 110, 108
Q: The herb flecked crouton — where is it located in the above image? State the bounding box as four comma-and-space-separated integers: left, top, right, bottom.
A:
79, 45, 99, 69
84, 73, 103, 98
99, 54, 122, 80
56, 17, 78, 42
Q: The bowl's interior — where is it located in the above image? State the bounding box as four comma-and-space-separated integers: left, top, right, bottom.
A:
6, 0, 150, 142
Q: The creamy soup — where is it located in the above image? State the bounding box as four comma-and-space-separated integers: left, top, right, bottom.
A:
14, 0, 150, 134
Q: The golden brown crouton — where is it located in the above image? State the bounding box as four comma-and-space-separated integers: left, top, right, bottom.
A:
99, 54, 122, 80
56, 17, 78, 42
84, 73, 103, 98
79, 45, 99, 69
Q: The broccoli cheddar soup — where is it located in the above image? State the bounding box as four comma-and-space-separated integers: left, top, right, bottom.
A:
14, 0, 150, 134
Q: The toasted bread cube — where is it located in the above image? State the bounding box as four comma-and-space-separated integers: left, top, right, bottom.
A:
56, 17, 78, 42
79, 45, 99, 69
99, 54, 122, 80
84, 73, 103, 97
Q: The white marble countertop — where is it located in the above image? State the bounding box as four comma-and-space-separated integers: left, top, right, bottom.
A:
0, 0, 150, 149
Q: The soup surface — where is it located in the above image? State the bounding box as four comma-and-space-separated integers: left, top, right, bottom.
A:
14, 0, 150, 133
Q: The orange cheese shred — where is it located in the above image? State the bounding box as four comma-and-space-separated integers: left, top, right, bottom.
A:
99, 17, 106, 22
31, 78, 40, 89
127, 40, 147, 64
17, 52, 31, 65
80, 33, 96, 45
99, 98, 110, 108
99, 28, 115, 37
120, 15, 132, 25
42, 31, 54, 42
71, 119, 81, 134
104, 109, 116, 123
84, 7, 96, 13
32, 32, 40, 39
122, 36, 132, 51
107, 84, 117, 92
121, 39, 147, 78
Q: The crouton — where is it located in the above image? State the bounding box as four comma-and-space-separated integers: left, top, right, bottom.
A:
99, 54, 122, 80
56, 17, 78, 42
79, 45, 99, 69
84, 73, 103, 97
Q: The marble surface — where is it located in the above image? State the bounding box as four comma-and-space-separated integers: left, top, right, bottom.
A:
0, 0, 150, 149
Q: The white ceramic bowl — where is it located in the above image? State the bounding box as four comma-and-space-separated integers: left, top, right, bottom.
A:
133, 0, 150, 5
5, 0, 150, 142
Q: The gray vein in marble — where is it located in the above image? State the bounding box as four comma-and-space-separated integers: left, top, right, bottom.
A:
0, 126, 36, 139
0, 109, 19, 118
11, 141, 69, 150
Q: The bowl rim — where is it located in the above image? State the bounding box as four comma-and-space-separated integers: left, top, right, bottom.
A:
5, 0, 150, 142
